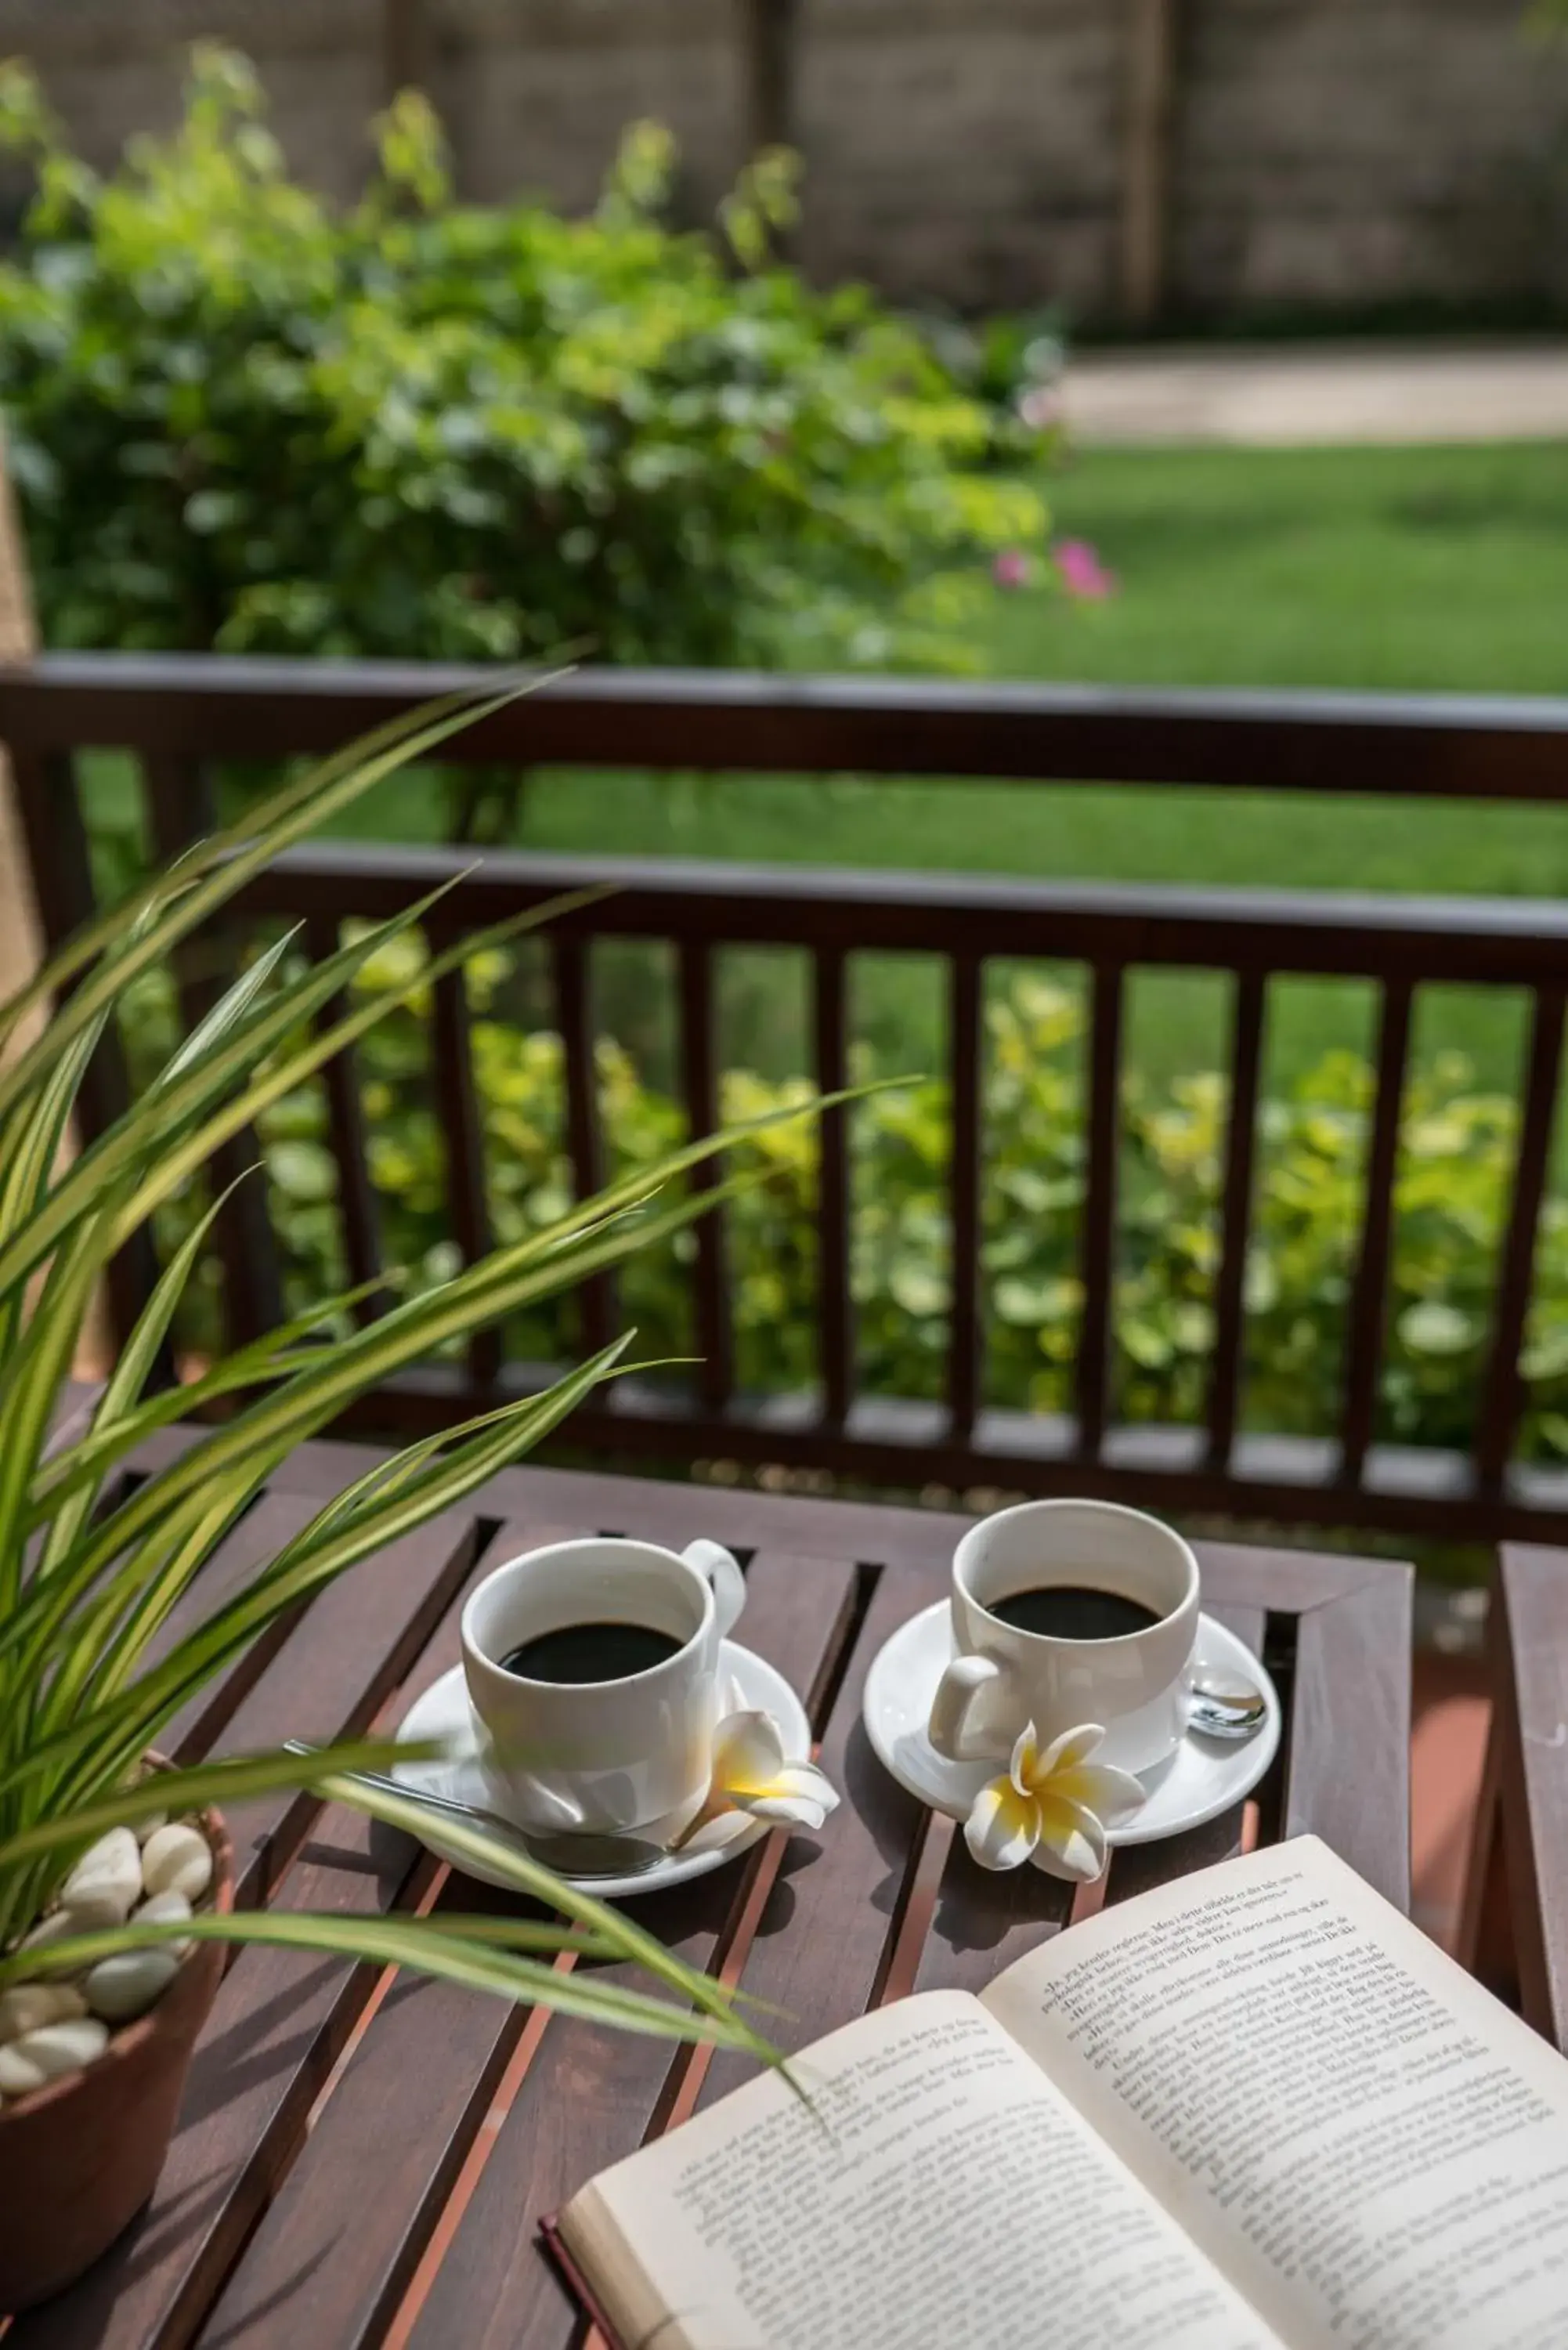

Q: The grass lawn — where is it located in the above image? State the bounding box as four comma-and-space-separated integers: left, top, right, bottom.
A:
88, 439, 1565, 1093
500, 440, 1568, 1090
988, 438, 1568, 697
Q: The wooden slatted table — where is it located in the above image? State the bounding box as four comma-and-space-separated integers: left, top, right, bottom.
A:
7, 1439, 1413, 2350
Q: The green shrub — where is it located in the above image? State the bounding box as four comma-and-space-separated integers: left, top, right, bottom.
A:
0, 46, 1044, 679
125, 950, 1568, 1464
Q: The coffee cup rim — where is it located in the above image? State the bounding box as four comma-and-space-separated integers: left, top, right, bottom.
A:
955, 1498, 1198, 1648
460, 1534, 716, 1692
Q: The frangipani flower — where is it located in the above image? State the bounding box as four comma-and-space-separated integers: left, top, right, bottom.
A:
677, 1710, 839, 1854
963, 1722, 1143, 1883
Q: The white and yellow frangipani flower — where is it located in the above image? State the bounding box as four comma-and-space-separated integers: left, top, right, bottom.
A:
678, 1710, 840, 1853
963, 1721, 1144, 1883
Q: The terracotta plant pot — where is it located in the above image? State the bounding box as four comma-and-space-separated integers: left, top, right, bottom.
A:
0, 1804, 233, 2312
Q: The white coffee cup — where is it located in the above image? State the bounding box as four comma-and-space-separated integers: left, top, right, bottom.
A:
927, 1499, 1199, 1775
460, 1535, 746, 1840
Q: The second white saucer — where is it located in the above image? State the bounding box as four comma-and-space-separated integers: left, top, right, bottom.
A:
863, 1603, 1281, 1845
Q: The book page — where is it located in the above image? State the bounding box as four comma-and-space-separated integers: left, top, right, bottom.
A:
982, 1836, 1568, 2350
562, 1989, 1283, 2350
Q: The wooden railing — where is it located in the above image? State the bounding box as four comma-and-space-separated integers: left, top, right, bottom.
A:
9, 651, 1568, 1544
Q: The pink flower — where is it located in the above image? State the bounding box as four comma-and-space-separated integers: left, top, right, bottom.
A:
1054, 539, 1116, 602
1017, 385, 1060, 432
992, 550, 1031, 591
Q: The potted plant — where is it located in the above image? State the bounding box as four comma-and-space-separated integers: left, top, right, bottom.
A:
0, 685, 803, 2308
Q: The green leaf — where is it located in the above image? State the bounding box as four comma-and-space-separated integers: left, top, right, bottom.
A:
0, 870, 483, 1317
266, 1138, 338, 1202
1122, 1320, 1172, 1371
890, 1262, 949, 1317
1243, 1252, 1280, 1316
1396, 1300, 1476, 1358
6, 1118, 839, 1695
993, 1275, 1078, 1328
0, 1014, 106, 1372
302, 1771, 766, 2044
24, 1269, 403, 1530
103, 884, 615, 1278
0, 667, 842, 2039
0, 1738, 437, 1870
1520, 1323, 1568, 1383
0, 1910, 768, 2053
11, 1331, 655, 1777
31, 1171, 254, 1591
0, 678, 556, 1088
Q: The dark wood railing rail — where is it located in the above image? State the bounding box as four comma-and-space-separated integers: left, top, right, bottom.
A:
9, 652, 1568, 1546
8, 651, 1568, 790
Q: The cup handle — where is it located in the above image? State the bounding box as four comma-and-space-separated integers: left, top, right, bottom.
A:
682, 1539, 746, 1639
929, 1652, 1010, 1762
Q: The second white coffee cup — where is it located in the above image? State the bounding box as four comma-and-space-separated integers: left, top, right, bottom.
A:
461, 1535, 746, 1840
927, 1499, 1199, 1775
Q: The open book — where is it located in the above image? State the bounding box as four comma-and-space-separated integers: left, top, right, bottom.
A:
552, 1837, 1568, 2350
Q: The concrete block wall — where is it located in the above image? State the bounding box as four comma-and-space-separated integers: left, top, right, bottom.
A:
2, 0, 1566, 318
789, 0, 1124, 314
1175, 2, 1568, 313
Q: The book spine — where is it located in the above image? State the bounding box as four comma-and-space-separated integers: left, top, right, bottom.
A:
539, 2214, 630, 2350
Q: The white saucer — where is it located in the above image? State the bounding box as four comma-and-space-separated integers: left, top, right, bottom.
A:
863, 1605, 1281, 1846
393, 1641, 811, 1900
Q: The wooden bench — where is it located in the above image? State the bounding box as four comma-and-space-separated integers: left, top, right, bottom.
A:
1461, 1546, 1568, 2047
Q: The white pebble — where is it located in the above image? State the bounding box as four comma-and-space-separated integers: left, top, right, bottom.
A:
85, 1947, 180, 2024
16, 1909, 87, 1965
0, 1983, 88, 2043
60, 1828, 143, 1926
139, 1823, 211, 1904
0, 2017, 109, 2097
132, 1889, 193, 1958
135, 1811, 169, 1846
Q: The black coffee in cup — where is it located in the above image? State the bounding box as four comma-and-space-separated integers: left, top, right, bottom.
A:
989, 1584, 1161, 1642
499, 1620, 682, 1685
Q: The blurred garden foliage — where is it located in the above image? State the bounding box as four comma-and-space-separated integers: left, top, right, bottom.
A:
126, 947, 1568, 1463
5, 42, 1551, 1468
0, 45, 1045, 682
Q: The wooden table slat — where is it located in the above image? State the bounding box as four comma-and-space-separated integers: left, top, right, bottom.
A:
400, 1546, 862, 2350
1102, 1600, 1270, 1904
1282, 1572, 1413, 1911
198, 1532, 854, 2350
190, 1508, 479, 1911
192, 1872, 537, 2350
1202, 1601, 1267, 1654
916, 1824, 1075, 1996
44, 1379, 104, 1454
156, 1489, 330, 1764
694, 1558, 948, 2112
1190, 1538, 1398, 1612
482, 1462, 972, 1579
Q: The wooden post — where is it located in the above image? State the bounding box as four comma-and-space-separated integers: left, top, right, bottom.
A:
742, 0, 800, 155
383, 0, 431, 101
0, 436, 114, 1370
0, 431, 43, 1046
1120, 0, 1178, 327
